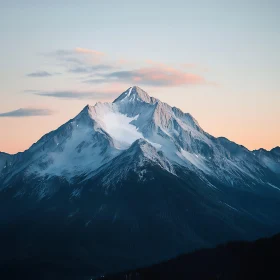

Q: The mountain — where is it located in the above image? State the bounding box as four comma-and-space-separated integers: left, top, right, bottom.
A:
0, 86, 280, 278
102, 233, 280, 280
0, 152, 13, 173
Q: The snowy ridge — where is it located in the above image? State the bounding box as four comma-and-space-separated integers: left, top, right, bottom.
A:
99, 138, 175, 188
1, 86, 280, 191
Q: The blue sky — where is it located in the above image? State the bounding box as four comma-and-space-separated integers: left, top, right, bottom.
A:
0, 0, 279, 153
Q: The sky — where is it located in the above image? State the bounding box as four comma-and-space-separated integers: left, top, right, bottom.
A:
0, 0, 279, 154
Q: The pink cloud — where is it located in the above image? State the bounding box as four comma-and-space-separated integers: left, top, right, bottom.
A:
132, 66, 206, 86
52, 48, 213, 87
85, 66, 209, 87
86, 65, 209, 87
133, 76, 142, 82
75, 47, 105, 56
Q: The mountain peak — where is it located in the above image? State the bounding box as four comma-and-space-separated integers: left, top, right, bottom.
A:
271, 146, 280, 155
121, 138, 175, 174
113, 86, 157, 104
81, 104, 91, 112
130, 138, 155, 152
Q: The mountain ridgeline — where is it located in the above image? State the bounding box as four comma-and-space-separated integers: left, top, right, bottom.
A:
0, 86, 280, 278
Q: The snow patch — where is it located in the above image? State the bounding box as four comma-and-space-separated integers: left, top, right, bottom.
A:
102, 112, 142, 149
179, 149, 211, 173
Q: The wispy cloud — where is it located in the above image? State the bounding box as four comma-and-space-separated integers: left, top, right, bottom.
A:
26, 71, 52, 77
85, 66, 208, 87
26, 71, 61, 77
46, 48, 111, 74
43, 48, 212, 88
29, 89, 120, 100
49, 48, 104, 59
75, 47, 105, 56
68, 64, 114, 74
0, 108, 53, 117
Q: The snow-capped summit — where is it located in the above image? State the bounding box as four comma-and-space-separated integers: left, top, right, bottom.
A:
1, 86, 279, 185
113, 86, 158, 104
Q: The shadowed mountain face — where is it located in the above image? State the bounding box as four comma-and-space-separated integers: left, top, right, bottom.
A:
0, 86, 280, 277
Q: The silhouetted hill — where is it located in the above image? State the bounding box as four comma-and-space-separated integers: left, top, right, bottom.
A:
103, 233, 280, 280
1, 230, 280, 280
